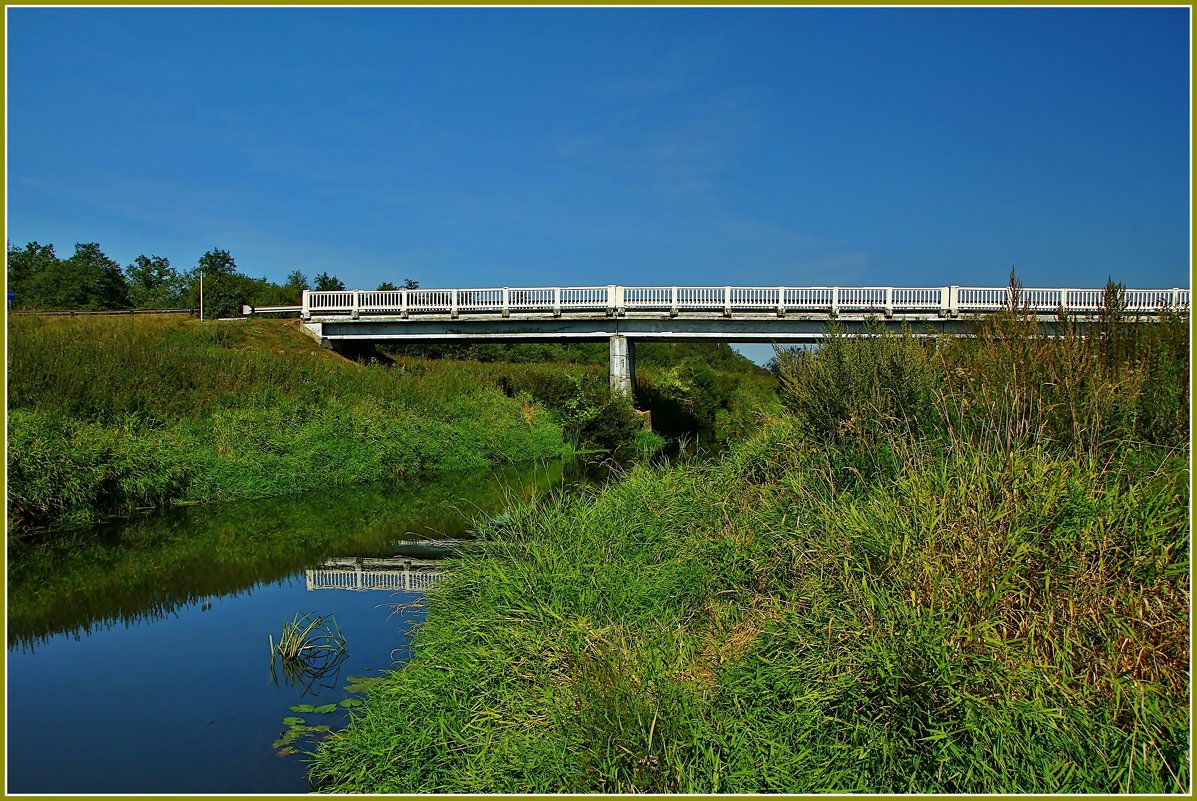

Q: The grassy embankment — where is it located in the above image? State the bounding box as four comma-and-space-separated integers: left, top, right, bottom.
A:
311, 301, 1190, 793
7, 315, 586, 531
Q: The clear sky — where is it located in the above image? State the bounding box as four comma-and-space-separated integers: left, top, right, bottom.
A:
6, 6, 1190, 294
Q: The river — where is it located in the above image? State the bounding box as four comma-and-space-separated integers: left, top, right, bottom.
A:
6, 461, 580, 794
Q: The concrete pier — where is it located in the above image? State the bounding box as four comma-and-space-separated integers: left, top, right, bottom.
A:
608, 335, 636, 396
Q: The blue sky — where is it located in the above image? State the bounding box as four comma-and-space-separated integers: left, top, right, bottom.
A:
7, 7, 1190, 297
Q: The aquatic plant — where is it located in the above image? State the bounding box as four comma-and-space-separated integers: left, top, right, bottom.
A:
269, 612, 349, 695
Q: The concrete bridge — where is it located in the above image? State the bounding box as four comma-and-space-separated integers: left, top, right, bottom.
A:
297, 284, 1188, 394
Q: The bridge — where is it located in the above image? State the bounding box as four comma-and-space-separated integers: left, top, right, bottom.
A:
297, 284, 1188, 394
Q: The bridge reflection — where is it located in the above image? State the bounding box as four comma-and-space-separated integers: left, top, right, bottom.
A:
305, 555, 447, 593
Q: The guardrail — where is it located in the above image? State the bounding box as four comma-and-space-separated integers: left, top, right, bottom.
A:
9, 307, 196, 317
302, 285, 1189, 320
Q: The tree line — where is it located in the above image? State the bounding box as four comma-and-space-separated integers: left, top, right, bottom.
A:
6, 241, 417, 319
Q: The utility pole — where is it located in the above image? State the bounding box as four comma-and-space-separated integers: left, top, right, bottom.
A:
199, 271, 204, 320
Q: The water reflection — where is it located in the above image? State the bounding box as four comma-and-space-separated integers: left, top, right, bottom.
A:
7, 461, 575, 650
306, 555, 447, 593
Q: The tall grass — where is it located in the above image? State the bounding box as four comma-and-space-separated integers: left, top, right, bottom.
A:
311, 300, 1189, 793
6, 315, 569, 529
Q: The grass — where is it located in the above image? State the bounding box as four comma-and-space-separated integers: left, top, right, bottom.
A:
310, 304, 1189, 793
6, 315, 573, 529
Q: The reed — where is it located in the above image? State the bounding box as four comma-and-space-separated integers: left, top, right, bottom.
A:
270, 613, 350, 694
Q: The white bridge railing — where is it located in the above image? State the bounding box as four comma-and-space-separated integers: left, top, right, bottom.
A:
303, 285, 1188, 320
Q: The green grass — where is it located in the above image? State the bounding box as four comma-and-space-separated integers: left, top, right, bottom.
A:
310, 308, 1189, 793
6, 315, 571, 529
311, 425, 1189, 793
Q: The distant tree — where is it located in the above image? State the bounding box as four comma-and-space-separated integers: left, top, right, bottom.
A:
189, 248, 243, 318
6, 241, 60, 308
377, 278, 417, 291
197, 248, 238, 277
313, 272, 345, 291
126, 255, 185, 309
282, 270, 309, 304
38, 243, 131, 310
284, 270, 309, 292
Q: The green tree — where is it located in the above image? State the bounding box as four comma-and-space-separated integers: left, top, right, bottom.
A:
6, 241, 60, 309
403, 277, 420, 290
125, 255, 185, 309
36, 243, 131, 310
377, 281, 399, 291
282, 270, 309, 304
197, 248, 238, 277
314, 272, 346, 291
189, 248, 243, 319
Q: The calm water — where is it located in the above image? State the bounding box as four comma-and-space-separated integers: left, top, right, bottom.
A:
6, 462, 576, 794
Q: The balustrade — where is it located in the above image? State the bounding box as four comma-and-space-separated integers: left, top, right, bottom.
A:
302, 284, 1188, 320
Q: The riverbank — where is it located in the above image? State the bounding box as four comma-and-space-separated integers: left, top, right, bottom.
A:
311, 307, 1189, 793
6, 315, 617, 531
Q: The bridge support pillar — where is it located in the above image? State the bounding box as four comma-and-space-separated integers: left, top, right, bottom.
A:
609, 335, 636, 396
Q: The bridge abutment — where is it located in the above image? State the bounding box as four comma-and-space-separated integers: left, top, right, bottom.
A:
609, 335, 636, 396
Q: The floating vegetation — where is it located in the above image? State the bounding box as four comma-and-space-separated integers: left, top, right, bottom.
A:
273, 716, 332, 756
268, 612, 349, 695
290, 703, 339, 715
273, 677, 374, 758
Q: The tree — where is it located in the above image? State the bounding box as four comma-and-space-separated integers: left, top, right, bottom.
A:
378, 278, 417, 291
126, 255, 184, 309
197, 248, 238, 277
313, 272, 345, 291
284, 270, 309, 292
43, 243, 131, 310
190, 248, 243, 318
282, 270, 309, 304
6, 241, 60, 308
